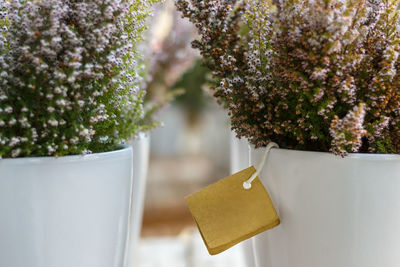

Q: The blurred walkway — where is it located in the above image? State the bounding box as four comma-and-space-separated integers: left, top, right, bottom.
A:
137, 229, 246, 267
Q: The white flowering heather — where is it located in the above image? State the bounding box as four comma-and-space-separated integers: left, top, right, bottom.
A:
177, 0, 400, 156
0, 0, 158, 158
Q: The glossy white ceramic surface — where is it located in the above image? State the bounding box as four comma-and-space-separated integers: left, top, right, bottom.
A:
125, 133, 150, 267
230, 132, 257, 267
0, 146, 133, 267
250, 147, 400, 267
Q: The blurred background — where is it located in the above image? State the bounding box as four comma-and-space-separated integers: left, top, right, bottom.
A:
135, 1, 247, 266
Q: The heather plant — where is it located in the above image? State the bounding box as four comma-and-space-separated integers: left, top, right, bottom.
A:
140, 0, 198, 125
176, 0, 400, 156
0, 0, 158, 158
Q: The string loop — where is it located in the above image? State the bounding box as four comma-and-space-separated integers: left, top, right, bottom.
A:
243, 142, 279, 190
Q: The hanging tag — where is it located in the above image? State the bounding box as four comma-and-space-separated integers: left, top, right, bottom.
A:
186, 166, 280, 255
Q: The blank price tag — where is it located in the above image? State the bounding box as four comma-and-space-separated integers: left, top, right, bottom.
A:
186, 166, 280, 255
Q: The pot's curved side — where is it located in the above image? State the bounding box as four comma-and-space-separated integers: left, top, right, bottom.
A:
250, 147, 400, 267
0, 146, 133, 267
125, 133, 151, 267
230, 132, 257, 267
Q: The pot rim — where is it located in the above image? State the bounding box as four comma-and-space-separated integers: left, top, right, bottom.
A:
251, 146, 400, 161
0, 144, 132, 165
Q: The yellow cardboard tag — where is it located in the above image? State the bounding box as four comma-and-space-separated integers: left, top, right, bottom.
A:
186, 166, 280, 255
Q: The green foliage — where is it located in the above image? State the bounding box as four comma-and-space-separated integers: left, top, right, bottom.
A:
0, 0, 158, 158
173, 60, 210, 117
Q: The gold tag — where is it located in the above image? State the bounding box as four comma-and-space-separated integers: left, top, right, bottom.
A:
186, 166, 280, 255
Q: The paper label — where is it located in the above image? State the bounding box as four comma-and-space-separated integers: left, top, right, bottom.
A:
186, 166, 280, 255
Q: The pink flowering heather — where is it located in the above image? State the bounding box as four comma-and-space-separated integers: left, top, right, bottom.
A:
177, 0, 400, 156
0, 0, 158, 158
140, 0, 199, 124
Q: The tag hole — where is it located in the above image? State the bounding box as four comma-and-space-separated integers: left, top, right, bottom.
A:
243, 181, 252, 190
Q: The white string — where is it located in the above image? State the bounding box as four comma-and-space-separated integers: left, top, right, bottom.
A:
243, 142, 279, 190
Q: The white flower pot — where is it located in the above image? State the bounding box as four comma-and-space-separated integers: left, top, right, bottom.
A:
0, 146, 133, 267
125, 133, 150, 267
250, 146, 400, 267
230, 132, 256, 267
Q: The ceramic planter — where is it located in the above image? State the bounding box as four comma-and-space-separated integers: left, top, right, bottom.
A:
230, 132, 256, 267
0, 146, 133, 267
250, 146, 400, 267
125, 133, 151, 267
